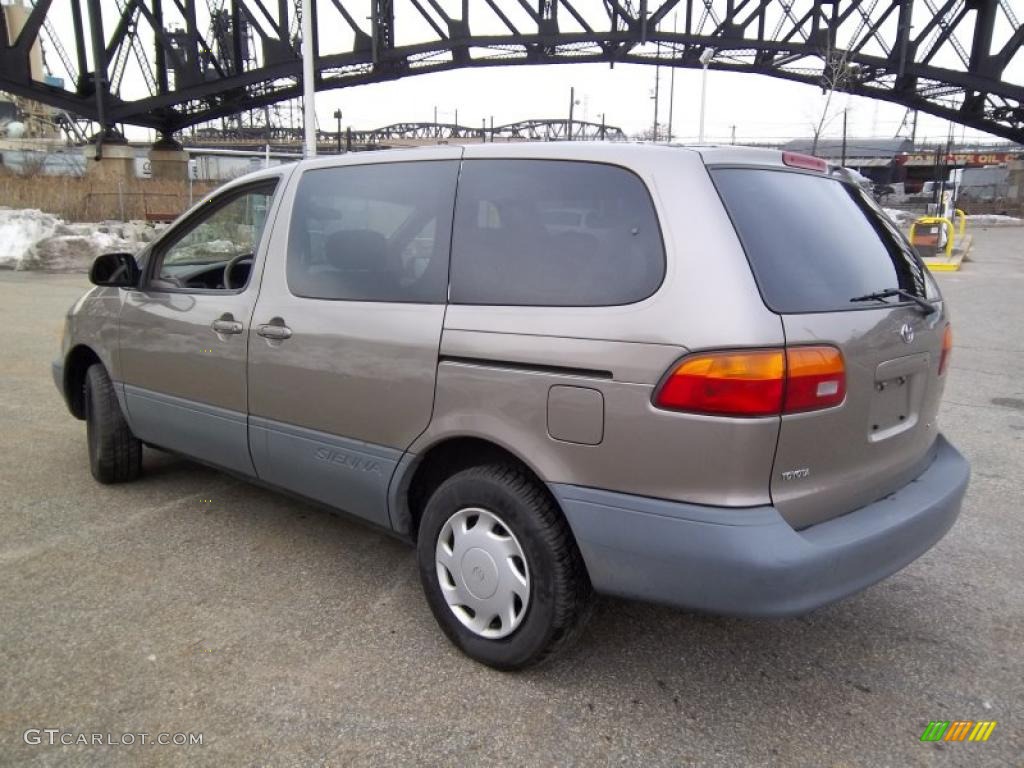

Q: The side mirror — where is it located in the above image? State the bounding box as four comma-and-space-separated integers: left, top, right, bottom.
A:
89, 252, 140, 288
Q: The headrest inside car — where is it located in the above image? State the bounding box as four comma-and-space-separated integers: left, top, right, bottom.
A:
325, 229, 387, 271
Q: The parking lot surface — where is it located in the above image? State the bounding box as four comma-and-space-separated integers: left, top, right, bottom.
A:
1, 227, 1023, 767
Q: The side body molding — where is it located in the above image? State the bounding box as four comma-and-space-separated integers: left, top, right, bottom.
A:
249, 417, 401, 528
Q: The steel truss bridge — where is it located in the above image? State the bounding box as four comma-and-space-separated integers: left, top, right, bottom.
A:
1, 0, 1023, 143
187, 118, 626, 148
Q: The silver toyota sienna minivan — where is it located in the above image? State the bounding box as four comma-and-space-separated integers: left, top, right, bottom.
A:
54, 143, 970, 669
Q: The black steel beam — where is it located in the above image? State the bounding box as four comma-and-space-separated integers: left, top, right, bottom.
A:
2, 0, 1022, 142
85, 0, 109, 137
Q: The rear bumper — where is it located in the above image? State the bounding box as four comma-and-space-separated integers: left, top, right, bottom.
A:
551, 434, 969, 617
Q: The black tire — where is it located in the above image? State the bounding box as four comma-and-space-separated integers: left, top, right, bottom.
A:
84, 364, 142, 484
417, 463, 593, 670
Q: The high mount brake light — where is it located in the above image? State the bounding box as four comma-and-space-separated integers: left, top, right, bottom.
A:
654, 346, 846, 417
781, 151, 828, 173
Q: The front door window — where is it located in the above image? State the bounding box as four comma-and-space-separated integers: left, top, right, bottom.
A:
152, 184, 276, 291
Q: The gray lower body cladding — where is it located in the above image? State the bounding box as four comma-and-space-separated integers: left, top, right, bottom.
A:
551, 434, 969, 617
123, 385, 255, 477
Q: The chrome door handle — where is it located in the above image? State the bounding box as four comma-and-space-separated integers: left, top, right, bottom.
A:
256, 323, 292, 340
211, 318, 243, 335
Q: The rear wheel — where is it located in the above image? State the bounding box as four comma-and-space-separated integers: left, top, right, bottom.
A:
417, 463, 592, 669
84, 364, 142, 484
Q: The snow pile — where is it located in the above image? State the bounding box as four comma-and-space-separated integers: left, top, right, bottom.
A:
0, 208, 165, 272
0, 208, 61, 268
882, 208, 918, 227
170, 239, 238, 262
881, 208, 1023, 228
965, 213, 1023, 226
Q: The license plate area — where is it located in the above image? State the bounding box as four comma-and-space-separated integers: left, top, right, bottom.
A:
868, 353, 930, 442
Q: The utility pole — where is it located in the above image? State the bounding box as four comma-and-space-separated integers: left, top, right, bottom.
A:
652, 42, 661, 142
911, 109, 918, 146
333, 109, 342, 153
841, 109, 848, 166
301, 0, 316, 157
600, 113, 606, 141
568, 86, 576, 141
667, 13, 677, 143
698, 48, 715, 143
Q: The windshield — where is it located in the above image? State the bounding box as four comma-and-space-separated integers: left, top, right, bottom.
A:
711, 168, 928, 314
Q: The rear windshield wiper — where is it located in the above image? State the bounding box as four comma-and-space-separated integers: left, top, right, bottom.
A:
850, 288, 937, 314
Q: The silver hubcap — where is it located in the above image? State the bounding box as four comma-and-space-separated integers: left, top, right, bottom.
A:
435, 507, 530, 639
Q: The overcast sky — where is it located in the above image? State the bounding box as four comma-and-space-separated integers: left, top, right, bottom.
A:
31, 0, 1023, 146
307, 62, 1002, 146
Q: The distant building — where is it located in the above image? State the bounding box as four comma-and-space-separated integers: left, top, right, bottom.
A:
0, 1, 64, 141
783, 137, 1023, 194
782, 137, 914, 162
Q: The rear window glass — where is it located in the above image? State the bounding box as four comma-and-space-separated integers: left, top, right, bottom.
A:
450, 160, 664, 306
711, 168, 928, 313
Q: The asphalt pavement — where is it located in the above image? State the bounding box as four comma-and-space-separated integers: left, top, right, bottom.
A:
1, 227, 1022, 767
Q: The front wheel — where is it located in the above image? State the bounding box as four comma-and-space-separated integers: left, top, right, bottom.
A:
417, 464, 592, 670
84, 364, 142, 484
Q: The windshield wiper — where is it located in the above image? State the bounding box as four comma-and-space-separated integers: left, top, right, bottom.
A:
850, 287, 937, 314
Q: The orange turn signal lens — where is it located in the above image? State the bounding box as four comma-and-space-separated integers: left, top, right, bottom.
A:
655, 346, 845, 417
939, 324, 953, 376
655, 350, 786, 417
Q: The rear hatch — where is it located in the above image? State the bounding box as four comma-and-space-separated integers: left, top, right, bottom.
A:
711, 161, 950, 529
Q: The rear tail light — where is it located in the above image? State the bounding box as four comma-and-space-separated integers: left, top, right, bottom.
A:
654, 346, 845, 417
783, 346, 846, 413
655, 350, 785, 416
939, 324, 953, 376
